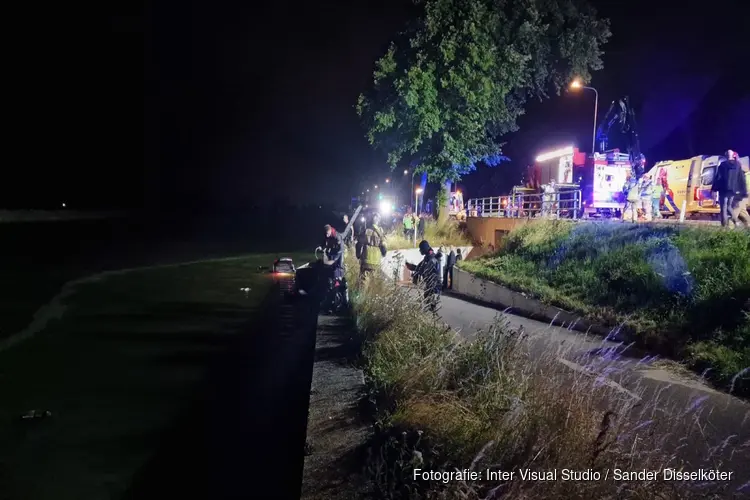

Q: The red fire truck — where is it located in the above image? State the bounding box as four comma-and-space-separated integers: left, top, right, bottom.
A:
521, 145, 635, 218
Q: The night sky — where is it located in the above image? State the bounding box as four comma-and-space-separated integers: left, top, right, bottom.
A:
3, 0, 747, 210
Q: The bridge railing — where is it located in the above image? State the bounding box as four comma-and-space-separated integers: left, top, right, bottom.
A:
468, 188, 583, 219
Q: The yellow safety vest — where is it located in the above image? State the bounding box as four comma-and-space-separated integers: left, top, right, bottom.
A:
362, 225, 384, 268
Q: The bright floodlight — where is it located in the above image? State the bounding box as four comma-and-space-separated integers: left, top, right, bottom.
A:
536, 146, 574, 162
570, 79, 582, 89
415, 188, 423, 194
385, 178, 390, 183
403, 169, 408, 175
379, 200, 392, 215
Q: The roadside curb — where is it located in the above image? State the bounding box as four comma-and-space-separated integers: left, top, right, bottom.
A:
451, 267, 621, 339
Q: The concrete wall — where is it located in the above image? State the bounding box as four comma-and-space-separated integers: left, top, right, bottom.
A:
465, 217, 534, 248
382, 246, 473, 283
452, 267, 611, 336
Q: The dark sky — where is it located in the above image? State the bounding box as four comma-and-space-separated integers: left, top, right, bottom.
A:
3, 0, 747, 209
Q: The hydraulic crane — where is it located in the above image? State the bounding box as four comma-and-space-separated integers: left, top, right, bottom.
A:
595, 96, 646, 178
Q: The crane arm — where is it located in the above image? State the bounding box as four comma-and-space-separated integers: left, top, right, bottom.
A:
594, 96, 646, 178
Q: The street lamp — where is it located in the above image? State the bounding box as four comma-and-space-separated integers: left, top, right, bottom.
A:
570, 78, 599, 155
403, 169, 408, 175
414, 188, 423, 247
385, 178, 390, 183
374, 184, 379, 189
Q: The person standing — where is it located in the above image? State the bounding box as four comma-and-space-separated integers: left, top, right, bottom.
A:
651, 175, 663, 221
406, 240, 442, 312
738, 159, 750, 224
443, 246, 456, 290
712, 149, 749, 227
356, 212, 387, 278
403, 209, 414, 239
417, 214, 426, 240
639, 174, 653, 221
622, 172, 639, 223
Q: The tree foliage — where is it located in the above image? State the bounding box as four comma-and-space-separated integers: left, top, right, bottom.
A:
356, 0, 611, 183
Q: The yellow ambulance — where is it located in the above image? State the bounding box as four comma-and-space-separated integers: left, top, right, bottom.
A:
646, 155, 727, 219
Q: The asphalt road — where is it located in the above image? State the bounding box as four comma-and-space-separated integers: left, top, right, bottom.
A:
437, 291, 750, 493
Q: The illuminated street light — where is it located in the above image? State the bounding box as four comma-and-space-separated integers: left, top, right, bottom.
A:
415, 188, 423, 194
385, 178, 390, 183
569, 78, 598, 155
374, 185, 379, 189
366, 189, 370, 192
403, 169, 408, 175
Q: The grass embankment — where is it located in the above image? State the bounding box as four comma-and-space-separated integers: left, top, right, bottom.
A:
345, 254, 742, 499
385, 219, 471, 250
460, 221, 750, 394
0, 253, 305, 500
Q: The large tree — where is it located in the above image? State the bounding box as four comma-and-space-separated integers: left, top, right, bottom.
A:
357, 0, 611, 197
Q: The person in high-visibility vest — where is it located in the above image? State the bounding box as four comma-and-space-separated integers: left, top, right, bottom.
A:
651, 176, 663, 220
622, 172, 640, 223
356, 212, 387, 278
402, 210, 414, 239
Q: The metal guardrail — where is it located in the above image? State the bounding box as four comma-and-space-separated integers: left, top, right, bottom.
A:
468, 188, 583, 219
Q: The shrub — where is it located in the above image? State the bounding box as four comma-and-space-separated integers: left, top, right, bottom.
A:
347, 253, 745, 499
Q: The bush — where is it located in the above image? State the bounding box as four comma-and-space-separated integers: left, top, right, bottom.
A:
461, 221, 750, 394
346, 252, 743, 499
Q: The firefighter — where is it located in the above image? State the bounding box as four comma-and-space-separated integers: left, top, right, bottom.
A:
639, 173, 654, 221
622, 171, 639, 223
356, 212, 387, 278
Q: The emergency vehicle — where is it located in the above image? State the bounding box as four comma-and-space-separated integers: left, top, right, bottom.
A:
647, 154, 750, 219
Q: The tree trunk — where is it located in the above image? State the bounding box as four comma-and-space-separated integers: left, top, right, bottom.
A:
438, 180, 451, 224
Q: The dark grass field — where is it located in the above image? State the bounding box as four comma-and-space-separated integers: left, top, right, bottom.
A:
0, 253, 311, 499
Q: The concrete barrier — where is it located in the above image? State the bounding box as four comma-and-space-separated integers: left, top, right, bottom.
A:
452, 267, 612, 337
381, 246, 473, 282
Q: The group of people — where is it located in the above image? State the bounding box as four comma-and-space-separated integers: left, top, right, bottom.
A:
321, 209, 464, 314
621, 149, 749, 227
402, 209, 430, 240
320, 212, 389, 310
621, 171, 665, 222
404, 243, 464, 312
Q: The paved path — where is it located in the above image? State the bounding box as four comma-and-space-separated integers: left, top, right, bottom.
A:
437, 291, 750, 492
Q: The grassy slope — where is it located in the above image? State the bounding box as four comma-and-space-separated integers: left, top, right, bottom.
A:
385, 219, 470, 250
460, 220, 750, 392
0, 253, 307, 500
345, 254, 743, 499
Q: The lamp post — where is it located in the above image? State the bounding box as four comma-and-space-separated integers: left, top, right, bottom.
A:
570, 79, 599, 155
414, 188, 423, 247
